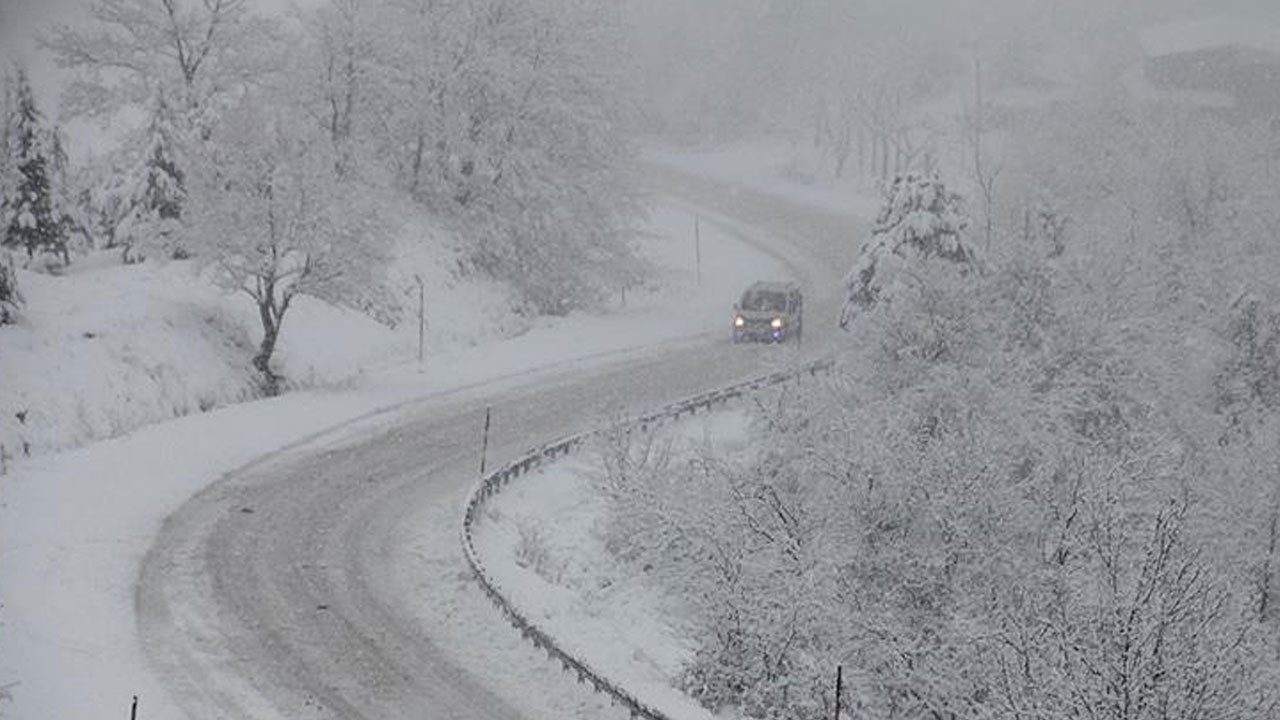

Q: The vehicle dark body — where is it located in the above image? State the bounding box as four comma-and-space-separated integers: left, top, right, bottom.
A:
732, 281, 803, 343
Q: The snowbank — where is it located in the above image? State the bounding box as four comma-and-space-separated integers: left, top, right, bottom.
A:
0, 203, 518, 458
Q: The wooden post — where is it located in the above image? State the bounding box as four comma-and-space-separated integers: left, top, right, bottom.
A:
479, 406, 492, 476
834, 665, 843, 720
694, 216, 702, 287
414, 274, 425, 370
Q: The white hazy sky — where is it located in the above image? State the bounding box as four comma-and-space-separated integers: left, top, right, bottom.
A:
6, 0, 1280, 159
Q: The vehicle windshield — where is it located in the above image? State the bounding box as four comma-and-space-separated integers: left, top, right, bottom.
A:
740, 290, 788, 312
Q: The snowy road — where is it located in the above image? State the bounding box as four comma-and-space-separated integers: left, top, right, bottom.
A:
136, 168, 862, 719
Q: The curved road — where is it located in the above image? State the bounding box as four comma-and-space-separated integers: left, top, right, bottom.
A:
136, 167, 863, 719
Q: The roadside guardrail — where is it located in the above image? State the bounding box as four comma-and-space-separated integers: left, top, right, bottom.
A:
460, 357, 833, 719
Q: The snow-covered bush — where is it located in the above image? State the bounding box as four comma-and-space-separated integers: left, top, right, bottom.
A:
514, 521, 560, 584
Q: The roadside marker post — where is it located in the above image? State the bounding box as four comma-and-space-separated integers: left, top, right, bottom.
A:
479, 406, 492, 476
834, 665, 843, 720
694, 215, 702, 287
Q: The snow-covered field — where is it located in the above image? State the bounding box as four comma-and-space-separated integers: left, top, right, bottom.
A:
472, 409, 757, 720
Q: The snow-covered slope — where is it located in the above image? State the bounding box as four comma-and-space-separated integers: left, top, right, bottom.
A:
1, 203, 522, 458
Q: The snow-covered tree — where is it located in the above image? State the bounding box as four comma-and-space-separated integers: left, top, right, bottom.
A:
293, 0, 372, 179
0, 251, 21, 324
839, 173, 974, 329
45, 125, 94, 253
363, 0, 642, 313
0, 71, 13, 233
42, 0, 276, 138
186, 95, 386, 395
117, 93, 186, 262
3, 69, 66, 266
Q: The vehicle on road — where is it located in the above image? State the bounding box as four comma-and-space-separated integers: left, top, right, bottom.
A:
732, 281, 803, 344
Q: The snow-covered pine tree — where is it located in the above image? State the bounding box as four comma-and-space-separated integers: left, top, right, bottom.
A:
118, 93, 186, 262
46, 126, 90, 255
0, 70, 20, 323
839, 172, 974, 328
3, 69, 66, 266
0, 71, 12, 234
0, 250, 21, 324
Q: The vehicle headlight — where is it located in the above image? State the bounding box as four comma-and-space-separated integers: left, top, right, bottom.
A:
734, 315, 745, 328
770, 317, 784, 329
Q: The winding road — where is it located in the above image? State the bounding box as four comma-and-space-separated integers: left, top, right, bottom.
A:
136, 167, 862, 719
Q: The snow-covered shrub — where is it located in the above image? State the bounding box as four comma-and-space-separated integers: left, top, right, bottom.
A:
514, 521, 559, 584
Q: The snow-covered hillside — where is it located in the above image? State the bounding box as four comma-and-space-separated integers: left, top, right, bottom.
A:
0, 203, 521, 458
0, 189, 795, 462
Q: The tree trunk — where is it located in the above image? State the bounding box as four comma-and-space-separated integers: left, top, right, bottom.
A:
254, 298, 282, 397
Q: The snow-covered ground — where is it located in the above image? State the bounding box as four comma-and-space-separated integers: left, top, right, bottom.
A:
0, 196, 788, 459
0, 203, 517, 458
472, 409, 757, 720
0, 145, 875, 720
0, 193, 788, 720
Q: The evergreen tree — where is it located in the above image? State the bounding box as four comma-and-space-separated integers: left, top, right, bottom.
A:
0, 71, 20, 324
839, 172, 974, 328
3, 69, 65, 265
0, 71, 14, 238
0, 251, 21, 324
118, 93, 186, 262
46, 126, 91, 253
